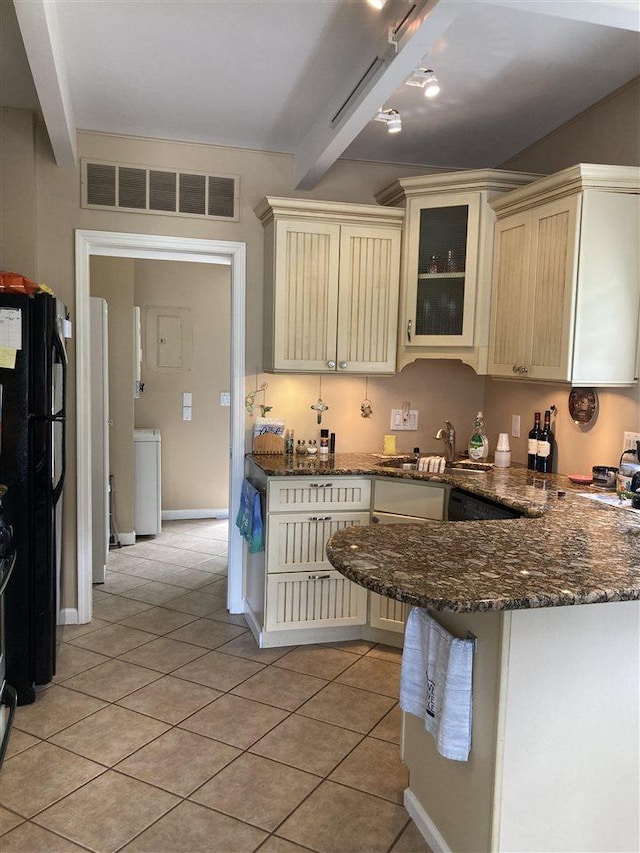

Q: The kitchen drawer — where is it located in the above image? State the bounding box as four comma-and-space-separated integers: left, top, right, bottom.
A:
268, 477, 371, 513
266, 511, 370, 574
265, 570, 368, 632
373, 480, 446, 519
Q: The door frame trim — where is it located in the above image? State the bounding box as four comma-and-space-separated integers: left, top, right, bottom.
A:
75, 230, 246, 623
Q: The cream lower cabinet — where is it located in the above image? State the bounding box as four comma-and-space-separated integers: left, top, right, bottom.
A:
255, 197, 403, 374
368, 479, 448, 635
245, 472, 372, 646
488, 164, 640, 385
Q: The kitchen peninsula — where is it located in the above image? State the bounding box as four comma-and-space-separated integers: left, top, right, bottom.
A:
247, 453, 640, 852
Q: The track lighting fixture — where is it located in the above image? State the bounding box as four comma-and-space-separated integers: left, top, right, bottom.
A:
375, 108, 402, 133
366, 0, 387, 8
405, 68, 440, 98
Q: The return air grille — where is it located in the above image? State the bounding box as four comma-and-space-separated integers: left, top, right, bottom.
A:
82, 159, 239, 221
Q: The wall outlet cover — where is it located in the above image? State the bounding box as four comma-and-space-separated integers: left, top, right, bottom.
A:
623, 431, 640, 453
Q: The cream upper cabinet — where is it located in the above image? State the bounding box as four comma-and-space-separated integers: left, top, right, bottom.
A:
376, 170, 538, 374
488, 164, 640, 385
255, 197, 403, 373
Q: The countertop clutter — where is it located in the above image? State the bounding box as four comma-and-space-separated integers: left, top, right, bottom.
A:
248, 453, 640, 613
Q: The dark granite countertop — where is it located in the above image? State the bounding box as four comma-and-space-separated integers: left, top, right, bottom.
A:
247, 453, 640, 613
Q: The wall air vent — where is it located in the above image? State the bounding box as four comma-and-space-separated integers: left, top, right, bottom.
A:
82, 160, 239, 222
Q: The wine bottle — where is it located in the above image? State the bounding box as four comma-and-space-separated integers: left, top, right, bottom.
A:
536, 410, 554, 474
527, 412, 541, 471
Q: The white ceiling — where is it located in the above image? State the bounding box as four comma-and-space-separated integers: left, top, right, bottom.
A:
3, 0, 639, 187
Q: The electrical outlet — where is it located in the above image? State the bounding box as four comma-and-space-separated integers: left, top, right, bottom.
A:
390, 409, 419, 430
622, 431, 640, 452
511, 415, 521, 438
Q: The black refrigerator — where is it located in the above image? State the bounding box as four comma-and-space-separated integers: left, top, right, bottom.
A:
0, 291, 68, 705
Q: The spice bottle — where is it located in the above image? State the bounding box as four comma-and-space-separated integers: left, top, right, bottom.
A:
319, 429, 329, 458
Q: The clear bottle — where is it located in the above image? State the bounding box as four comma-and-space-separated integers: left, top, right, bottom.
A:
527, 412, 541, 471
469, 411, 488, 461
285, 430, 294, 455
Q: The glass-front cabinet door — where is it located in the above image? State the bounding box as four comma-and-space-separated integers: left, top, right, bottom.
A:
403, 192, 480, 347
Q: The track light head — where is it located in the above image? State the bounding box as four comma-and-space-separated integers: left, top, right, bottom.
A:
405, 68, 440, 98
374, 108, 402, 133
366, 0, 387, 8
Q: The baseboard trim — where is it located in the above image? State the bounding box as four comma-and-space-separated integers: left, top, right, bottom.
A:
58, 608, 79, 626
403, 788, 451, 853
161, 508, 229, 521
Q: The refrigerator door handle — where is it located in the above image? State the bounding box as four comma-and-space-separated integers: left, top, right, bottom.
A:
52, 324, 67, 419
52, 417, 66, 504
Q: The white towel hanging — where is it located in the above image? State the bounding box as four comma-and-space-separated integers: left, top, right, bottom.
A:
400, 607, 474, 761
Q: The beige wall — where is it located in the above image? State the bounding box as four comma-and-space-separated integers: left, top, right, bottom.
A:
90, 256, 136, 533
134, 259, 231, 511
0, 108, 37, 276
250, 359, 485, 456
484, 380, 640, 474
501, 77, 640, 173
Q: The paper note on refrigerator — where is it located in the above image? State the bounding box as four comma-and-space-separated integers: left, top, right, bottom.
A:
0, 308, 22, 349
0, 347, 17, 369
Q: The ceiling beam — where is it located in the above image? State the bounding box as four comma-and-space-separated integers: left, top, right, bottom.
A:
13, 0, 77, 166
479, 0, 640, 33
293, 0, 464, 190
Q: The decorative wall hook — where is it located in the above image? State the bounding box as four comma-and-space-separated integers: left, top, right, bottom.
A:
311, 377, 329, 424
360, 377, 373, 418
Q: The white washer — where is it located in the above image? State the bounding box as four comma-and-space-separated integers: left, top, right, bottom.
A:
134, 429, 162, 536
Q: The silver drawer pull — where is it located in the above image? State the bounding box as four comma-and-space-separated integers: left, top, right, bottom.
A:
308, 574, 331, 580
309, 483, 332, 488
309, 515, 332, 522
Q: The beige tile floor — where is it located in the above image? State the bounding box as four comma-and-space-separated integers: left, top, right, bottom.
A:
0, 520, 431, 853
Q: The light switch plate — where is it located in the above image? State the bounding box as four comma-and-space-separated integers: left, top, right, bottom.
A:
511, 415, 521, 438
183, 392, 192, 406
390, 409, 419, 430
220, 391, 231, 407
182, 406, 192, 422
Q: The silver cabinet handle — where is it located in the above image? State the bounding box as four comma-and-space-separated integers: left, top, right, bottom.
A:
327, 360, 336, 369
512, 364, 519, 374
520, 365, 528, 374
338, 361, 347, 370
309, 516, 332, 521
309, 483, 332, 488
407, 319, 412, 342
308, 574, 331, 580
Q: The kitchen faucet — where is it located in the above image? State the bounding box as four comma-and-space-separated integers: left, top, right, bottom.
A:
435, 421, 456, 463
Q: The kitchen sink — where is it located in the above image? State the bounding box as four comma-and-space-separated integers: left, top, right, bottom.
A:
375, 457, 490, 474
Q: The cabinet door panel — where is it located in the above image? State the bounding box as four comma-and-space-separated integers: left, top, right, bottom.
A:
273, 220, 340, 371
403, 193, 480, 347
266, 511, 371, 574
369, 591, 406, 634
526, 196, 580, 380
265, 571, 367, 631
336, 225, 400, 373
488, 212, 531, 377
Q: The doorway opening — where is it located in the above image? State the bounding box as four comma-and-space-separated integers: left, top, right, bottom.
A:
75, 230, 246, 624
